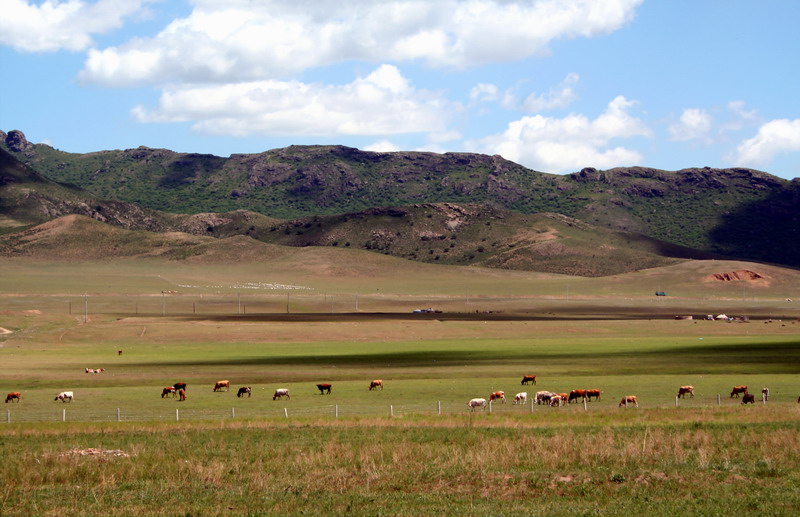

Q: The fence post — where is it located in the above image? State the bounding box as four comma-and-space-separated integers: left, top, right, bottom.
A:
335, 405, 339, 418
675, 396, 679, 408
717, 394, 721, 405
6, 409, 9, 424
438, 401, 441, 415
284, 408, 288, 418
63, 409, 66, 422
583, 398, 588, 411
176, 409, 180, 422
530, 399, 534, 413
232, 407, 235, 418
390, 405, 394, 417
117, 408, 121, 422
488, 400, 493, 414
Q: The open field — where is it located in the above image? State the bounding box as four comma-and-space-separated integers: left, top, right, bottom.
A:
1, 258, 799, 515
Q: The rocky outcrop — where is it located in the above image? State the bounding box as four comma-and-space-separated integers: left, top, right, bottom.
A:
4, 130, 33, 153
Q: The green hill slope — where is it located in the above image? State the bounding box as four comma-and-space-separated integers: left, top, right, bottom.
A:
253, 203, 715, 277
2, 130, 798, 268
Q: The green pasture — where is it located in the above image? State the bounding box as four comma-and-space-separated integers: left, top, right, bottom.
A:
2, 257, 800, 515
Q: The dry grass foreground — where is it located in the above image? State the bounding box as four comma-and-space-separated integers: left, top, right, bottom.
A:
1, 409, 799, 516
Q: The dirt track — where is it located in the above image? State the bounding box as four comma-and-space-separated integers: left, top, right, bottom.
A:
162, 309, 798, 323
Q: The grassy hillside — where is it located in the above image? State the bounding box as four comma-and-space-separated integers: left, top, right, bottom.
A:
3, 130, 798, 268
254, 203, 715, 276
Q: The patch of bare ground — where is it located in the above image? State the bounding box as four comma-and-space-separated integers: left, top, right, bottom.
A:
704, 269, 770, 286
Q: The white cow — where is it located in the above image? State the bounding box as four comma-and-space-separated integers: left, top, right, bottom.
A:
535, 391, 555, 405
273, 388, 290, 400
762, 387, 769, 401
514, 392, 527, 405
467, 398, 487, 411
55, 391, 73, 402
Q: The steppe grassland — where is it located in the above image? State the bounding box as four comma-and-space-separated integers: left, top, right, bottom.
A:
1, 257, 799, 515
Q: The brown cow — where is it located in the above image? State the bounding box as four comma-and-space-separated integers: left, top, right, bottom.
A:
677, 386, 694, 398
237, 387, 252, 398
568, 389, 587, 403
161, 386, 176, 398
5, 392, 21, 403
173, 382, 187, 392
741, 393, 755, 404
316, 383, 332, 394
213, 380, 230, 392
178, 389, 186, 401
520, 375, 537, 385
369, 380, 383, 391
619, 395, 638, 408
730, 385, 748, 398
586, 389, 602, 401
489, 391, 506, 403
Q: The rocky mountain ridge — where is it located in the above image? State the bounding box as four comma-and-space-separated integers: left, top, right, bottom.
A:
2, 130, 798, 268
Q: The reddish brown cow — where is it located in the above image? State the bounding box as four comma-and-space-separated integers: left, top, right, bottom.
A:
520, 375, 537, 385
677, 386, 694, 398
730, 385, 748, 398
316, 383, 332, 394
489, 391, 506, 403
619, 395, 638, 408
161, 386, 177, 398
173, 382, 187, 392
369, 380, 383, 391
586, 389, 602, 401
5, 392, 21, 403
213, 380, 230, 392
568, 389, 588, 403
178, 389, 186, 401
741, 393, 755, 404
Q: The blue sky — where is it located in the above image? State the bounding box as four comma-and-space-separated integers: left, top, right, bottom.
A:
1, 0, 799, 179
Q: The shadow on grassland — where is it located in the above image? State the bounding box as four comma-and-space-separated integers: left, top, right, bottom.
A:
131, 340, 800, 374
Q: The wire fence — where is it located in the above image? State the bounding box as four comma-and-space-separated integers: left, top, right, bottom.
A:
2, 394, 772, 424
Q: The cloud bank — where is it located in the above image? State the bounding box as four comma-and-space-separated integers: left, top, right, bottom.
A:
0, 0, 151, 52
79, 0, 644, 86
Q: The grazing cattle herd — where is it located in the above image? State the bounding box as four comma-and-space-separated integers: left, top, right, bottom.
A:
2, 371, 795, 414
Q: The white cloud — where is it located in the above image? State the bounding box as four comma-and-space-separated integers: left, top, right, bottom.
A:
470, 83, 499, 103
0, 0, 151, 52
470, 95, 650, 172
720, 100, 759, 134
735, 119, 800, 167
669, 108, 712, 142
131, 65, 454, 137
521, 73, 580, 112
364, 140, 401, 153
80, 0, 643, 86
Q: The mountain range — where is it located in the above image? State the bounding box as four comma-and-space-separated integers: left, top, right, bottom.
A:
1, 129, 798, 274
